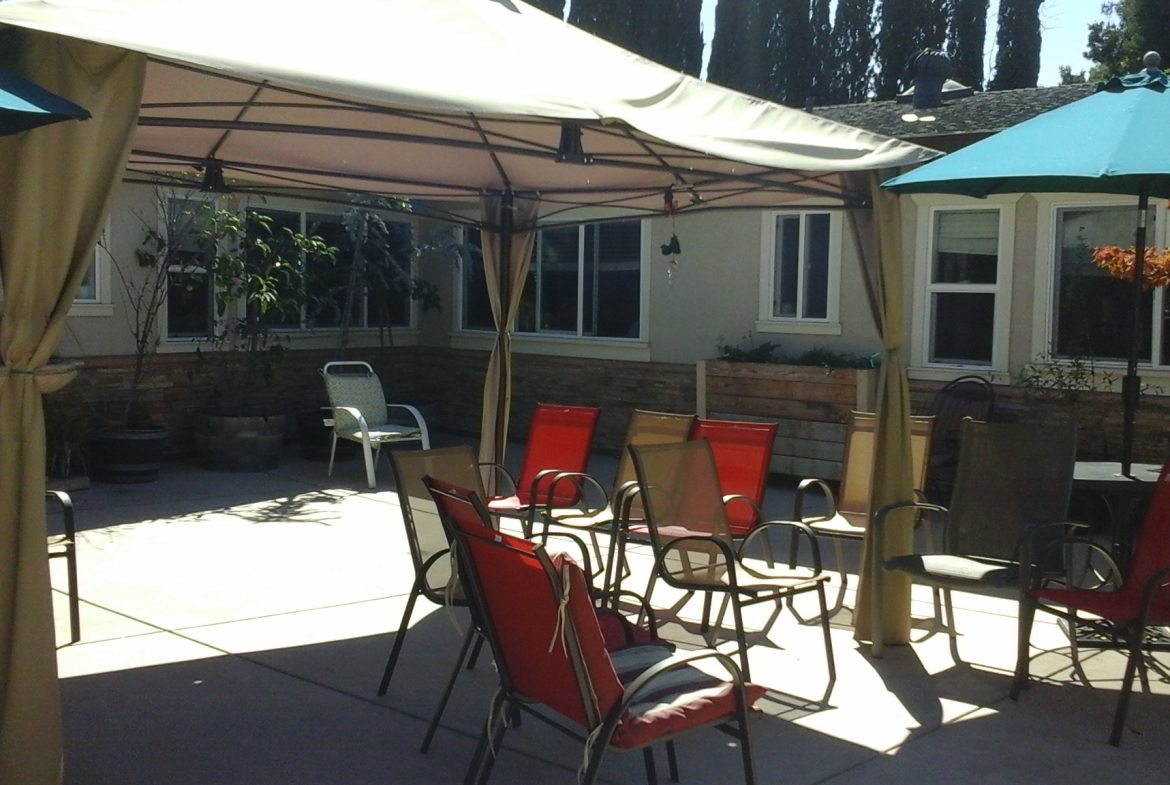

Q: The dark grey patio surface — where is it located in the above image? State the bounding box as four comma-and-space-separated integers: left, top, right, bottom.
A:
47, 438, 1169, 785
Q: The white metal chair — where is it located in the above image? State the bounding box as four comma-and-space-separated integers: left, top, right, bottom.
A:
321, 361, 430, 488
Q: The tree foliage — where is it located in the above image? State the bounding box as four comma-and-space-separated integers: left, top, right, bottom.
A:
947, 0, 989, 90
527, 0, 565, 18
568, 0, 703, 75
1086, 0, 1170, 81
707, 0, 774, 97
988, 0, 1042, 90
873, 0, 948, 99
824, 0, 876, 103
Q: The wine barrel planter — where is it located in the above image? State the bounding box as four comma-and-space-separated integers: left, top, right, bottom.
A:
295, 408, 356, 462
195, 414, 286, 472
91, 426, 169, 483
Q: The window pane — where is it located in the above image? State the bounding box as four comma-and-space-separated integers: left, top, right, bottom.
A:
773, 215, 800, 317
802, 213, 830, 319
461, 230, 493, 330
537, 226, 578, 333
76, 257, 98, 302
934, 211, 998, 284
167, 269, 213, 337
1055, 206, 1153, 361
931, 292, 994, 364
584, 222, 641, 338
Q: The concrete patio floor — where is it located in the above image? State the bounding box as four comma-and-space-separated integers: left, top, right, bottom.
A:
47, 438, 1169, 785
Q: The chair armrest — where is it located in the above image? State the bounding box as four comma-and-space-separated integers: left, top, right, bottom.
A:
738, 518, 826, 573
595, 589, 660, 639
541, 472, 611, 521
385, 403, 429, 442
331, 405, 371, 438
722, 493, 763, 529
1022, 525, 1116, 592
478, 461, 518, 497
659, 534, 739, 588
45, 489, 76, 540
544, 529, 595, 582
872, 500, 948, 559
794, 477, 836, 522
618, 648, 747, 709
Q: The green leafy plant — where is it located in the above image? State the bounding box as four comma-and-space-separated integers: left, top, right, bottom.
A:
194, 206, 338, 415
1015, 353, 1119, 403
44, 396, 94, 479
716, 334, 878, 369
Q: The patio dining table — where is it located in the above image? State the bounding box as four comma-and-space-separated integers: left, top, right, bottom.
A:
1073, 460, 1161, 570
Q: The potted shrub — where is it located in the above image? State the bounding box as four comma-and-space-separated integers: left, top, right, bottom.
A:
193, 205, 337, 471
45, 395, 95, 490
88, 192, 202, 482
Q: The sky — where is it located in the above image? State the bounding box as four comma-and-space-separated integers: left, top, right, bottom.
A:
692, 1, 1112, 88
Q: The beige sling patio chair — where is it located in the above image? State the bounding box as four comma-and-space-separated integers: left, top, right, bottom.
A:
321, 360, 430, 489
872, 419, 1078, 658
793, 412, 934, 615
628, 439, 835, 691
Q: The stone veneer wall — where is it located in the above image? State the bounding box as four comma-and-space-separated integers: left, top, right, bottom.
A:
43, 348, 697, 458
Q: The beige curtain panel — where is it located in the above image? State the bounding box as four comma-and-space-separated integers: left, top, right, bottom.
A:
0, 31, 144, 785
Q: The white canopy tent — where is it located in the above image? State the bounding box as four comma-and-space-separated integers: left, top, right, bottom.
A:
0, 2, 936, 781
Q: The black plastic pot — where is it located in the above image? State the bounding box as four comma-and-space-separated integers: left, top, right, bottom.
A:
91, 426, 168, 483
195, 414, 286, 472
296, 408, 356, 462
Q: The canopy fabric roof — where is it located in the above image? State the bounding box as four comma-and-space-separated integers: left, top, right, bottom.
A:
0, 0, 936, 227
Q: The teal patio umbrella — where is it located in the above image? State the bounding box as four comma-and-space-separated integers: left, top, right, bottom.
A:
883, 53, 1170, 475
0, 67, 90, 135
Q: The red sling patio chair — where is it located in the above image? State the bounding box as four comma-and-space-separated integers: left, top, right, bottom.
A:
689, 418, 779, 542
1011, 458, 1170, 746
627, 439, 836, 689
483, 402, 601, 537
424, 476, 762, 785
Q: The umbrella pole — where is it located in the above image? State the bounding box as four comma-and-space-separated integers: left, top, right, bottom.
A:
492, 189, 515, 469
1121, 188, 1149, 477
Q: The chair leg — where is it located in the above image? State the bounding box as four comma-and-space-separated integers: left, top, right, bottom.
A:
467, 633, 485, 670
1110, 624, 1145, 746
65, 544, 80, 644
641, 747, 658, 785
421, 626, 478, 753
730, 595, 751, 681
665, 740, 680, 783
377, 584, 420, 695
465, 689, 510, 785
815, 584, 837, 691
1009, 596, 1036, 701
361, 439, 377, 489
327, 433, 340, 478
734, 685, 757, 785
700, 592, 713, 634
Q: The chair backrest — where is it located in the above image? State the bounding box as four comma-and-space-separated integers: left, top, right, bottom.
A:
612, 409, 696, 494
389, 446, 485, 599
837, 412, 934, 529
927, 375, 994, 471
629, 440, 733, 587
516, 403, 601, 506
689, 418, 778, 536
322, 361, 387, 429
1124, 460, 1170, 593
425, 477, 622, 731
948, 419, 1077, 560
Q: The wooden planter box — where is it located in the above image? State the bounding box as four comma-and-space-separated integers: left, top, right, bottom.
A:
697, 360, 879, 480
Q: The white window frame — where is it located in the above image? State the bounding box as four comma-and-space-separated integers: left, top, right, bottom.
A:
911, 197, 1015, 372
451, 220, 652, 361
69, 219, 114, 317
755, 209, 842, 336
1031, 194, 1170, 371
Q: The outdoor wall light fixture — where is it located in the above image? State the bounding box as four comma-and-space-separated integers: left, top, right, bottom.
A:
199, 158, 228, 192
555, 121, 593, 164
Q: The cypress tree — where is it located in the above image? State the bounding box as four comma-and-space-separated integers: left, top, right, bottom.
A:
824, 0, 876, 104
708, 0, 774, 97
768, 0, 814, 107
947, 0, 989, 90
873, 0, 948, 99
808, 0, 834, 106
988, 0, 1042, 90
632, 0, 705, 75
568, 0, 635, 51
527, 0, 565, 18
